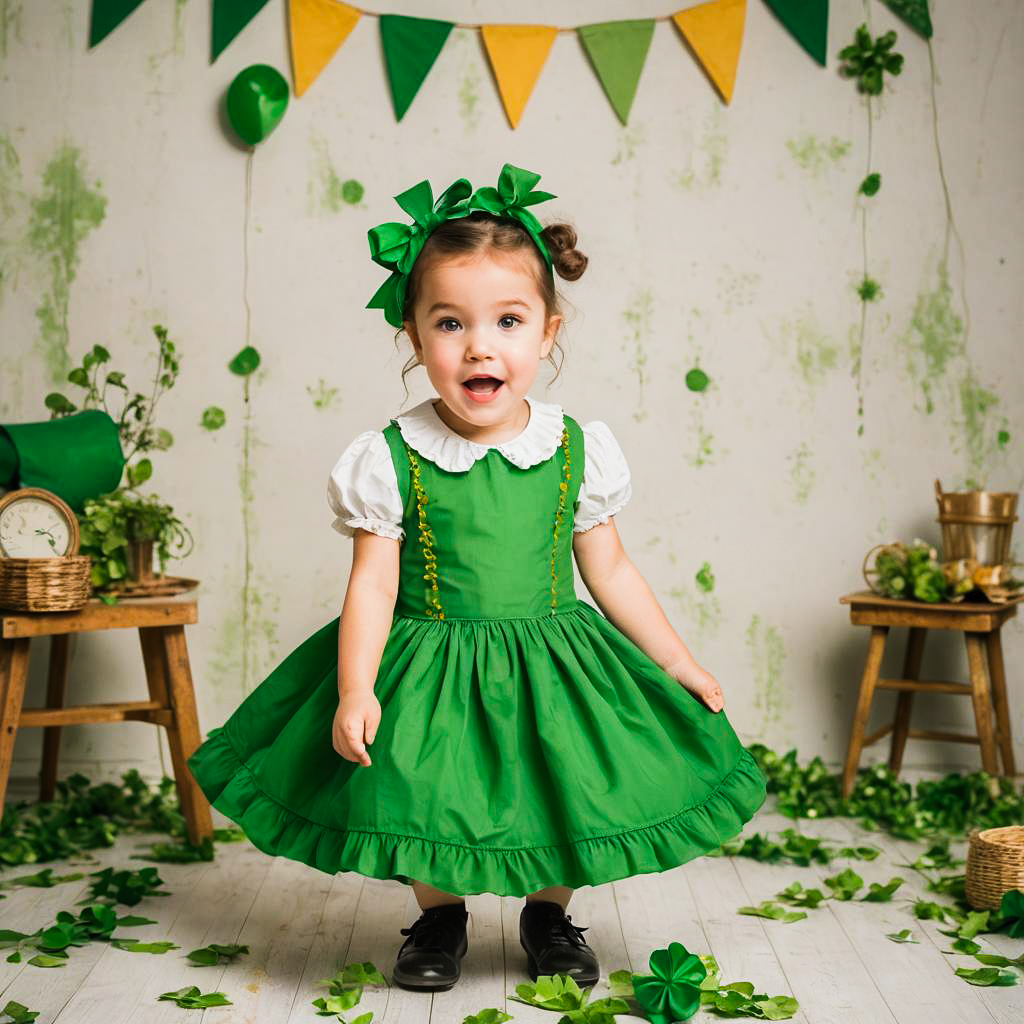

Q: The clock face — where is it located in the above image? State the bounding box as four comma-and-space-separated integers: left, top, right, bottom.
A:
0, 496, 73, 557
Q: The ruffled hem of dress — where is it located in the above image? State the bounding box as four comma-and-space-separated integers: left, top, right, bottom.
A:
186, 730, 767, 898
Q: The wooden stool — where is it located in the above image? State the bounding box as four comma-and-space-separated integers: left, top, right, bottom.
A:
0, 595, 212, 845
839, 590, 1019, 797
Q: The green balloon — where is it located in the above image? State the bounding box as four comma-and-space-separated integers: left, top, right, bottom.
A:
226, 64, 289, 146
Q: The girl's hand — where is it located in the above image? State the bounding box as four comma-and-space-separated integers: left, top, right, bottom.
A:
671, 663, 725, 713
333, 693, 381, 766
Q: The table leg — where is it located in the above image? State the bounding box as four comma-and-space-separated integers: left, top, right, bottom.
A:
140, 625, 212, 844
984, 628, 1016, 777
40, 634, 74, 802
965, 632, 1000, 781
843, 625, 888, 798
0, 637, 31, 814
889, 627, 926, 774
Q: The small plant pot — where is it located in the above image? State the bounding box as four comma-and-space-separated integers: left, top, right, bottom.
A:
127, 538, 158, 582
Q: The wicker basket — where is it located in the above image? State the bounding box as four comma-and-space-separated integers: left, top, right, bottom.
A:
0, 555, 93, 612
965, 825, 1024, 910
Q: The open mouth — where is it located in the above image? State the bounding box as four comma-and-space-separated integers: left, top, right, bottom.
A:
461, 375, 504, 398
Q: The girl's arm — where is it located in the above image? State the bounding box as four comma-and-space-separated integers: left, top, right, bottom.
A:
339, 529, 399, 696
572, 519, 725, 712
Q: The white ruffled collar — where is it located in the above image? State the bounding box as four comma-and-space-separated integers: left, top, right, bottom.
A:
394, 395, 565, 472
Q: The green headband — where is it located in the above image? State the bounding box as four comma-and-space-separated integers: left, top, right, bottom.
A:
366, 163, 557, 328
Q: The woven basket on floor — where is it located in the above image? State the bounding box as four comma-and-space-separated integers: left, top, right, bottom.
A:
965, 825, 1024, 910
0, 555, 92, 612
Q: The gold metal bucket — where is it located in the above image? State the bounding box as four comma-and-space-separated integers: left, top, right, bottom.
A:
934, 479, 1018, 565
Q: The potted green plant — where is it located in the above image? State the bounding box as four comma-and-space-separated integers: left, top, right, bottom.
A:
44, 325, 194, 601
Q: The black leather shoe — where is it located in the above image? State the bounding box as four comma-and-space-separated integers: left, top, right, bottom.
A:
519, 899, 600, 987
392, 902, 469, 991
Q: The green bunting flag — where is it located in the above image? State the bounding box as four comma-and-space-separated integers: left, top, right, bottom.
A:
763, 0, 829, 67
881, 0, 932, 40
380, 15, 455, 121
578, 19, 656, 125
88, 0, 149, 48
212, 0, 273, 63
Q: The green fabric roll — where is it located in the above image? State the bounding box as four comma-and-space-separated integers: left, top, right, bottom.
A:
187, 412, 767, 896
0, 409, 125, 514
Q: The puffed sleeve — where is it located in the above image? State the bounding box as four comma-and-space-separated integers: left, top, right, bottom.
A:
573, 420, 632, 532
327, 430, 405, 541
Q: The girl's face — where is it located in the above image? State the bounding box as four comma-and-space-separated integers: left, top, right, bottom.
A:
404, 249, 562, 440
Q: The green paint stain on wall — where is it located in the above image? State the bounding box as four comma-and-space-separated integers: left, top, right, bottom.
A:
778, 314, 839, 401
957, 368, 1003, 489
612, 125, 647, 165
898, 259, 964, 414
0, 1, 23, 58
672, 104, 727, 190
174, 0, 188, 56
27, 144, 107, 386
861, 446, 883, 484
787, 442, 815, 504
0, 131, 24, 305
622, 290, 653, 422
668, 564, 722, 647
717, 267, 760, 313
308, 133, 365, 216
786, 134, 852, 176
308, 378, 339, 410
458, 61, 481, 132
746, 613, 786, 728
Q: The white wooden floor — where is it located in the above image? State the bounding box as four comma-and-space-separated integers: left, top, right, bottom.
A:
2, 792, 1023, 1023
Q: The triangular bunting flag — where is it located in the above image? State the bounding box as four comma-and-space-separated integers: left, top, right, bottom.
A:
481, 24, 558, 129
289, 0, 361, 97
212, 0, 273, 63
672, 0, 746, 104
89, 0, 149, 48
380, 15, 454, 121
578, 19, 656, 125
881, 0, 932, 40
762, 0, 829, 66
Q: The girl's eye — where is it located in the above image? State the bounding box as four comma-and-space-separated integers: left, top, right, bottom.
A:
438, 318, 461, 332
498, 315, 521, 329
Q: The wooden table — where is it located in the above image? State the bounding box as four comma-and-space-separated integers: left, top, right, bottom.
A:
0, 595, 212, 844
839, 589, 1019, 797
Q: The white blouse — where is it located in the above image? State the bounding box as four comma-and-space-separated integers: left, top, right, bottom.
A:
327, 395, 632, 542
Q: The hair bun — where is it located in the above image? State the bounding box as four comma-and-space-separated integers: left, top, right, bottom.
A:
540, 223, 588, 282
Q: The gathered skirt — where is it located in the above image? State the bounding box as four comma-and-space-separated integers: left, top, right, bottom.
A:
186, 601, 767, 897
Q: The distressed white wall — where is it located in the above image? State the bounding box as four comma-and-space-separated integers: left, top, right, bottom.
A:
1, 0, 1022, 798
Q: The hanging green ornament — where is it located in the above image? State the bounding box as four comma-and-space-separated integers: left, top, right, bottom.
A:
838, 24, 904, 96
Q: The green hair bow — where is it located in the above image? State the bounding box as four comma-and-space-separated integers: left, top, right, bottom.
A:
366, 163, 557, 328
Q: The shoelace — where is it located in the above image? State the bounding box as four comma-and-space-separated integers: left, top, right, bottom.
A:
399, 908, 466, 949
544, 913, 591, 948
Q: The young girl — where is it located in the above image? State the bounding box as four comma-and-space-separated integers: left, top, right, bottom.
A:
187, 163, 766, 994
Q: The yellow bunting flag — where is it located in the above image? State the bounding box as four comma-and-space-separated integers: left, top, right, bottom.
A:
481, 24, 558, 129
289, 0, 361, 97
672, 0, 746, 104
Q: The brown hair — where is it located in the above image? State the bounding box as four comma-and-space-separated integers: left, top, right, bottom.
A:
395, 211, 588, 399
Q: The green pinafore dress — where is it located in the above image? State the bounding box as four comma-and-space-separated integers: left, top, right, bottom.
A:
187, 413, 767, 897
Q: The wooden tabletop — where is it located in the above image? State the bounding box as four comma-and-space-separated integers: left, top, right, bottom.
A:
840, 589, 1024, 612
2, 594, 198, 639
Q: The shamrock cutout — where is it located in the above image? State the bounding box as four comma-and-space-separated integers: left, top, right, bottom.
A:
838, 24, 904, 95
632, 940, 707, 1024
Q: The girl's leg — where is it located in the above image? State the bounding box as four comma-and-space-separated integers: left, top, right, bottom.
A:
412, 879, 466, 910
525, 885, 573, 910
